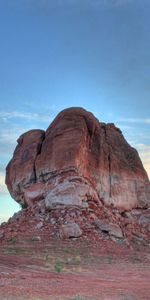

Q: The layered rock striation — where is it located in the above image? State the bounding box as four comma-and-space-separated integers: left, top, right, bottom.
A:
5, 107, 150, 211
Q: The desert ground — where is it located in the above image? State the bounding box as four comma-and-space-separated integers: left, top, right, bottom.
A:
0, 234, 150, 300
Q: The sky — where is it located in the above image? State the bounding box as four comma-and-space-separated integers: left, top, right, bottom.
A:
0, 0, 150, 223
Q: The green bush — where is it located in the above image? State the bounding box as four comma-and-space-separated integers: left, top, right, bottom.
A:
54, 260, 64, 273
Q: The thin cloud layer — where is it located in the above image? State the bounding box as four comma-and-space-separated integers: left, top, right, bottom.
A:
0, 175, 8, 195
0, 126, 29, 158
0, 129, 20, 145
0, 110, 50, 157
0, 164, 8, 195
0, 111, 51, 122
135, 144, 150, 178
119, 118, 150, 124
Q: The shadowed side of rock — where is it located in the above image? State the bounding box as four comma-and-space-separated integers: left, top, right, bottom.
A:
5, 129, 45, 204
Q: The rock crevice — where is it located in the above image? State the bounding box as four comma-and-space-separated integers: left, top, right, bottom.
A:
103, 125, 112, 199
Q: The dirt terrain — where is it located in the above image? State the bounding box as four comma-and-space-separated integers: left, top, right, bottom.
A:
0, 235, 150, 300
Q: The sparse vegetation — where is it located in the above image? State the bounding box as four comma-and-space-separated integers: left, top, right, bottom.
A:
71, 296, 87, 300
2, 246, 25, 255
54, 260, 64, 273
7, 236, 17, 244
120, 296, 138, 300
130, 253, 141, 264
0, 238, 149, 300
107, 254, 113, 264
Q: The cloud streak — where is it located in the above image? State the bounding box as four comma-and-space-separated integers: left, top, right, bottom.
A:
0, 130, 21, 145
0, 125, 35, 158
0, 164, 8, 195
134, 143, 150, 178
119, 118, 150, 124
0, 164, 5, 174
0, 175, 8, 195
0, 111, 51, 122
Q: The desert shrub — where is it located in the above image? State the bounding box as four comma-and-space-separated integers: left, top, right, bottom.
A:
54, 260, 64, 273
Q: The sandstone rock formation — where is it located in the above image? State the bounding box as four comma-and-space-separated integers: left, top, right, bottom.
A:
5, 107, 150, 211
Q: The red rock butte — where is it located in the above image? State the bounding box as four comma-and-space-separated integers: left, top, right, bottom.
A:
6, 107, 150, 212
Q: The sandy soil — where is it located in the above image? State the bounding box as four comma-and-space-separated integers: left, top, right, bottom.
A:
0, 237, 150, 300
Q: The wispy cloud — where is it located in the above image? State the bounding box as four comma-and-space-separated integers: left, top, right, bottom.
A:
0, 164, 5, 174
0, 111, 51, 122
115, 123, 132, 130
136, 144, 150, 162
0, 164, 8, 195
0, 125, 34, 158
0, 129, 21, 145
0, 175, 8, 195
134, 143, 150, 178
118, 118, 150, 124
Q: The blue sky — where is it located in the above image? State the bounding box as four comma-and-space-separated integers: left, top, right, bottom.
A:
0, 0, 150, 223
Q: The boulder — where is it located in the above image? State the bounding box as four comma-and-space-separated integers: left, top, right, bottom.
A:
94, 219, 123, 238
24, 183, 45, 206
59, 223, 82, 239
44, 179, 98, 209
100, 222, 123, 238
5, 107, 150, 211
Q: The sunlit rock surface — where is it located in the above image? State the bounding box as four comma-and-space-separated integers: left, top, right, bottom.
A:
5, 107, 150, 211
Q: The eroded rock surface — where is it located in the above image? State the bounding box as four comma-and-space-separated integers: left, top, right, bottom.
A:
6, 130, 45, 203
5, 107, 150, 211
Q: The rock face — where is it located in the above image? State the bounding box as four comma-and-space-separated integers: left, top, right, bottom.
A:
5, 107, 150, 211
6, 130, 45, 203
